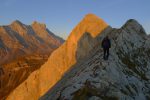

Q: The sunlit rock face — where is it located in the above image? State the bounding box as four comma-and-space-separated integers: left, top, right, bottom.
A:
0, 55, 48, 100
6, 14, 109, 100
0, 21, 64, 99
41, 19, 150, 100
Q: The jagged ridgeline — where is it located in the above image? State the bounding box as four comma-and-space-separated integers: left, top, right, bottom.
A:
7, 14, 150, 100
0, 20, 64, 64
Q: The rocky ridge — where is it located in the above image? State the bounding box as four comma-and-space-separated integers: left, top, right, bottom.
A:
41, 19, 150, 100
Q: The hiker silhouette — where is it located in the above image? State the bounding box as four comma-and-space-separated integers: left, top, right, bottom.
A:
101, 36, 111, 60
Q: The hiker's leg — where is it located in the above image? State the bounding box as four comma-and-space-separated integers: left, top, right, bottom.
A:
103, 48, 106, 59
106, 48, 109, 58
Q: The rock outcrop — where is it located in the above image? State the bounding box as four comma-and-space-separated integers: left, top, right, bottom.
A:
0, 20, 64, 99
6, 14, 109, 100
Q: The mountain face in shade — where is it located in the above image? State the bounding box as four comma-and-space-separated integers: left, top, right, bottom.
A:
0, 20, 64, 99
6, 14, 150, 100
0, 20, 64, 64
6, 14, 109, 100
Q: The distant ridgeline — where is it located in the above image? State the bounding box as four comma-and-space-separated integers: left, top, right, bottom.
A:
0, 20, 64, 64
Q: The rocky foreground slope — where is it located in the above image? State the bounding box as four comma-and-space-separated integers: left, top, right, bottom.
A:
0, 21, 64, 99
6, 14, 150, 100
41, 19, 150, 100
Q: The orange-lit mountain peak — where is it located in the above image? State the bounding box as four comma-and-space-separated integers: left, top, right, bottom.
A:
32, 21, 46, 29
83, 13, 104, 21
67, 13, 108, 43
11, 20, 23, 25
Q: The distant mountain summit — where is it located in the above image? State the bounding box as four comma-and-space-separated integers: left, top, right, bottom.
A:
0, 20, 64, 64
10, 20, 30, 36
6, 14, 150, 100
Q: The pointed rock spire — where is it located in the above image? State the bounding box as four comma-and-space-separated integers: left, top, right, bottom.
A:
122, 19, 146, 35
68, 13, 108, 42
31, 21, 46, 29
11, 20, 23, 26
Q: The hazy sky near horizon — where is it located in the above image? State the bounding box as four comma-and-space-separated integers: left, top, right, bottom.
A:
0, 0, 150, 39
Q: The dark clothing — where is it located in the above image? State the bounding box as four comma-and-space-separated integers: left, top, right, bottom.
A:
103, 48, 109, 59
101, 38, 111, 49
102, 37, 111, 60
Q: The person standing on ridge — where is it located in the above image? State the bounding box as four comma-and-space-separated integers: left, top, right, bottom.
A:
101, 36, 111, 60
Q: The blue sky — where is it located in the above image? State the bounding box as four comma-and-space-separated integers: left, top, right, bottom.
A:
0, 0, 150, 39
